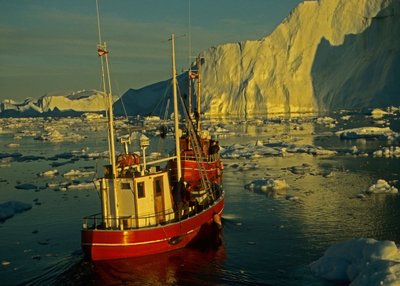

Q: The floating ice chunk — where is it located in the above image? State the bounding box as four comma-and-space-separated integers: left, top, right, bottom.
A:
6, 143, 20, 148
310, 238, 400, 285
245, 178, 288, 194
316, 117, 337, 128
82, 113, 103, 121
289, 163, 311, 175
238, 163, 259, 171
356, 193, 366, 199
35, 130, 84, 142
336, 127, 397, 140
1, 260, 11, 267
372, 119, 386, 125
83, 152, 103, 159
63, 169, 96, 178
283, 143, 336, 156
312, 147, 337, 156
143, 116, 161, 123
0, 158, 12, 168
366, 179, 398, 194
67, 182, 95, 190
351, 145, 358, 154
46, 182, 60, 189
221, 142, 281, 158
373, 146, 400, 158
285, 195, 300, 201
370, 108, 389, 119
0, 201, 32, 222
38, 169, 59, 177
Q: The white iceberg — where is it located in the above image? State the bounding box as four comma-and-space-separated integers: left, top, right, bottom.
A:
311, 238, 400, 286
335, 127, 397, 140
366, 179, 398, 194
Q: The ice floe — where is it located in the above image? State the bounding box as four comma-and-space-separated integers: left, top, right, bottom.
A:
288, 163, 312, 175
0, 158, 12, 168
373, 146, 400, 158
366, 179, 398, 194
63, 169, 96, 178
0, 201, 32, 222
66, 181, 95, 190
245, 178, 289, 197
37, 169, 59, 177
5, 143, 20, 148
370, 108, 390, 119
311, 238, 400, 286
316, 116, 337, 128
336, 127, 397, 140
46, 180, 97, 191
35, 129, 84, 142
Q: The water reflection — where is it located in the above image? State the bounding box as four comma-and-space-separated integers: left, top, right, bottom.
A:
93, 247, 226, 285
56, 246, 226, 286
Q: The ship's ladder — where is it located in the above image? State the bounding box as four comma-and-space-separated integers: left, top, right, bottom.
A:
179, 97, 215, 202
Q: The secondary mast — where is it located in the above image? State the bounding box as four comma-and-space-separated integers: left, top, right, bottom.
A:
196, 56, 202, 133
96, 0, 117, 178
171, 33, 182, 181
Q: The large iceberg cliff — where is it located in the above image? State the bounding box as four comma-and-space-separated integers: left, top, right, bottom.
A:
198, 0, 399, 116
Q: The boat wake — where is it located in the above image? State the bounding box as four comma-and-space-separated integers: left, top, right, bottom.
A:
21, 251, 84, 286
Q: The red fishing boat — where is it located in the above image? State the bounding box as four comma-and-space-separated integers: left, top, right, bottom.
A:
81, 2, 224, 261
169, 56, 224, 190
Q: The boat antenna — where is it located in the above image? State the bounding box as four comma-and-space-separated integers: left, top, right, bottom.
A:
171, 33, 182, 182
96, 0, 117, 178
196, 56, 202, 133
188, 0, 192, 113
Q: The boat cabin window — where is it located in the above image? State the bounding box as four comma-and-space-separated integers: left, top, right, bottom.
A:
137, 182, 145, 198
154, 177, 163, 197
121, 182, 131, 190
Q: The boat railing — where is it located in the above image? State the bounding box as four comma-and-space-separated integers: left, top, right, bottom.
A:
82, 189, 223, 231
82, 209, 174, 230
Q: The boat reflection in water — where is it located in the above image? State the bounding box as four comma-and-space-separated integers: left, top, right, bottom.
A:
91, 243, 226, 286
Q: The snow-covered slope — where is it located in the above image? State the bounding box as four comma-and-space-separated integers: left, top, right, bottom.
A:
1, 90, 107, 116
198, 0, 400, 116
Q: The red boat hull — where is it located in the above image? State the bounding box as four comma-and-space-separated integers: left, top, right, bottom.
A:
82, 196, 224, 261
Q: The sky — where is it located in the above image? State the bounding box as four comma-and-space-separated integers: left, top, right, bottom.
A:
0, 0, 302, 101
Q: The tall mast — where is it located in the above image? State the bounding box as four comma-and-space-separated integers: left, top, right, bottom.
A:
171, 33, 182, 181
196, 56, 202, 133
96, 0, 117, 177
188, 0, 192, 113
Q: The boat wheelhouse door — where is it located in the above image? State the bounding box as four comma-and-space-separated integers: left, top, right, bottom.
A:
153, 175, 165, 224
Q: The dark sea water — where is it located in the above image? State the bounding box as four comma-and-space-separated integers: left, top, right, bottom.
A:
1, 112, 399, 285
